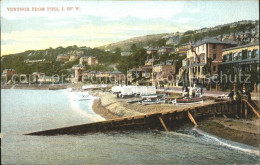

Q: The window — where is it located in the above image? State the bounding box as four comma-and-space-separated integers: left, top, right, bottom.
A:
226, 55, 229, 61
238, 52, 242, 60
233, 53, 237, 60
229, 53, 232, 61
248, 50, 252, 58
256, 49, 259, 58
213, 66, 217, 72
213, 54, 216, 60
202, 45, 204, 51
213, 44, 216, 49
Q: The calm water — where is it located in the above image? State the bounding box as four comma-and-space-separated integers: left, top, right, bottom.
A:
1, 89, 259, 164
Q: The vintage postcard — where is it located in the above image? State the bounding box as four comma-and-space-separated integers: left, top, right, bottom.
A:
1, 0, 259, 164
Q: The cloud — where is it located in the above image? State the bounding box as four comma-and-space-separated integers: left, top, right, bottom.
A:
1, 21, 198, 55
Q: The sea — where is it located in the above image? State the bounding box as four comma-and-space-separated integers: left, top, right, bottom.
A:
1, 89, 259, 164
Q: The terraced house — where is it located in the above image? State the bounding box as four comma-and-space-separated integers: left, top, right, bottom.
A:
179, 37, 237, 85
219, 42, 259, 91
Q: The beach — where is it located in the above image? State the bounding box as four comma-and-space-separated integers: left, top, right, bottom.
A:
90, 90, 216, 119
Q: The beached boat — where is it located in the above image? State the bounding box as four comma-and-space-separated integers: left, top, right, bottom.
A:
139, 94, 165, 105
139, 98, 159, 105
172, 86, 205, 105
172, 97, 204, 105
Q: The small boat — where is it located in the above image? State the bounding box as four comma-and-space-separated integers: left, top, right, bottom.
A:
139, 98, 159, 105
139, 94, 166, 105
172, 97, 204, 105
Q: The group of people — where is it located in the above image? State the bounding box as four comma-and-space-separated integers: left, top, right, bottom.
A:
228, 89, 251, 100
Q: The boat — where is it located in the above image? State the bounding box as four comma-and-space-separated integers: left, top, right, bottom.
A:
172, 86, 205, 105
139, 94, 166, 105
172, 97, 204, 105
139, 98, 159, 105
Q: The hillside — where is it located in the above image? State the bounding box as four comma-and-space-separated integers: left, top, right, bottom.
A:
98, 33, 169, 51
1, 46, 120, 75
98, 20, 259, 51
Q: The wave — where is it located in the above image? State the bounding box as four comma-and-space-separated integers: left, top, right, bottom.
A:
193, 127, 260, 156
63, 90, 105, 122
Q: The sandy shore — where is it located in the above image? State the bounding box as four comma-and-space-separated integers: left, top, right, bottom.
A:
199, 118, 260, 147
90, 90, 215, 119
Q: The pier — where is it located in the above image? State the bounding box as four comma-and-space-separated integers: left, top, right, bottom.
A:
27, 99, 260, 136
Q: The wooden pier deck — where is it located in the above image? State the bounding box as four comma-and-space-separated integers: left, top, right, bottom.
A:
26, 99, 260, 136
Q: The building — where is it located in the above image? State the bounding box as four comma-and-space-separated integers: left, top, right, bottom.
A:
146, 47, 158, 55
127, 66, 152, 85
221, 42, 259, 72
24, 59, 46, 63
72, 64, 85, 83
2, 69, 16, 79
157, 46, 174, 55
219, 42, 259, 91
38, 76, 59, 84
152, 61, 176, 86
56, 54, 69, 62
79, 56, 98, 65
110, 71, 125, 84
176, 43, 190, 56
69, 55, 81, 62
181, 37, 237, 85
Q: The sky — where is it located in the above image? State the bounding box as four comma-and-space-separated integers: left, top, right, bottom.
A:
1, 0, 259, 55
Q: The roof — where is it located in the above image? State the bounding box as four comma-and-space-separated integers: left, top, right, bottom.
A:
111, 70, 122, 74
222, 42, 259, 52
193, 37, 237, 47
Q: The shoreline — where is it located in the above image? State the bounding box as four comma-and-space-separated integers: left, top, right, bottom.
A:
92, 99, 120, 120
91, 89, 259, 147
90, 90, 215, 119
198, 118, 260, 147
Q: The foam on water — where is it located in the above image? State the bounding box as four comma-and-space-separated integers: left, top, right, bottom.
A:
193, 127, 260, 156
64, 90, 105, 122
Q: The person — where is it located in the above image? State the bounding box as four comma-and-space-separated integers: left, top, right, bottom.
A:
246, 91, 251, 101
228, 90, 234, 100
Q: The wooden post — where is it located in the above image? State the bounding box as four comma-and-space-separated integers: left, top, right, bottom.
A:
254, 83, 257, 93
188, 111, 198, 126
243, 99, 260, 118
240, 100, 243, 118
244, 103, 248, 119
158, 116, 168, 131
